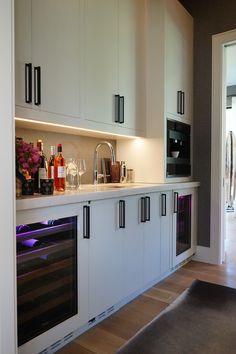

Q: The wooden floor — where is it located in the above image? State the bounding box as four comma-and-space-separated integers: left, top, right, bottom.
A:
56, 213, 236, 354
57, 257, 236, 354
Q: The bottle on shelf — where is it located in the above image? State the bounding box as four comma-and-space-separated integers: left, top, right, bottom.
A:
21, 238, 42, 248
54, 143, 66, 191
120, 161, 127, 183
36, 139, 48, 193
48, 145, 56, 179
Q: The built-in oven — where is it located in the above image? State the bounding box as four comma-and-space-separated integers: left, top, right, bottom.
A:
166, 119, 191, 178
16, 203, 89, 354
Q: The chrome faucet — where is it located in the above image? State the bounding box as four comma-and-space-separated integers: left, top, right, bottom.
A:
93, 141, 116, 184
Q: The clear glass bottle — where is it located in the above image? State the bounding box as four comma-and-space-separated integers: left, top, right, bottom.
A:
54, 144, 66, 191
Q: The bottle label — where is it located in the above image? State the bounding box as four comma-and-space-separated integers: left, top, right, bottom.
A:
50, 166, 54, 179
58, 166, 66, 178
38, 168, 47, 188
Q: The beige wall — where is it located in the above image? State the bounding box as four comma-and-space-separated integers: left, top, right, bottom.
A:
16, 127, 116, 184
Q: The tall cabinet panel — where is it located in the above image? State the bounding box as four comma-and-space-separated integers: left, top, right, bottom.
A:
15, 0, 31, 109
87, 199, 124, 320
15, 0, 82, 119
118, 0, 146, 132
165, 0, 193, 122
82, 0, 118, 126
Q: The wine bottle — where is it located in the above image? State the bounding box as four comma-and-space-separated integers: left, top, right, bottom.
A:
54, 144, 66, 191
48, 145, 56, 179
37, 139, 48, 192
21, 238, 42, 247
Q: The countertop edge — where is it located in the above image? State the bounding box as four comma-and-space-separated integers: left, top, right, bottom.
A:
16, 181, 200, 211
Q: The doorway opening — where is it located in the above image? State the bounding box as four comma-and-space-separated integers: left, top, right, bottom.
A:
211, 29, 236, 265
225, 44, 236, 264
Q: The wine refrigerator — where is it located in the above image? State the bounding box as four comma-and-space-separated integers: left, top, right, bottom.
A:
16, 216, 77, 347
172, 189, 196, 267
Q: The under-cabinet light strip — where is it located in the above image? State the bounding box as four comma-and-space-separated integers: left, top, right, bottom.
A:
14, 117, 139, 139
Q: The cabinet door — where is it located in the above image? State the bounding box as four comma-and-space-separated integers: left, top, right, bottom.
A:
160, 191, 172, 275
15, 0, 32, 109
88, 199, 123, 319
122, 195, 143, 297
143, 193, 161, 285
31, 0, 81, 117
83, 0, 118, 126
165, 0, 193, 121
118, 0, 146, 132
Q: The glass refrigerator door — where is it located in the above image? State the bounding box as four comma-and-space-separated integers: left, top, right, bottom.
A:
16, 216, 77, 346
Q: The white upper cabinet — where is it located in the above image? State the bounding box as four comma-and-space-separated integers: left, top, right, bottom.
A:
118, 0, 146, 133
82, 0, 146, 135
15, 0, 82, 119
15, 0, 146, 136
82, 0, 118, 127
165, 0, 193, 122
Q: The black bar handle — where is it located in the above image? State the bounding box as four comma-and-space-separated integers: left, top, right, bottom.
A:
141, 197, 146, 223
119, 200, 126, 228
25, 63, 32, 103
119, 96, 124, 123
181, 91, 185, 115
145, 196, 151, 221
83, 205, 90, 238
115, 94, 120, 123
161, 193, 167, 216
34, 66, 41, 105
174, 192, 179, 214
177, 90, 182, 114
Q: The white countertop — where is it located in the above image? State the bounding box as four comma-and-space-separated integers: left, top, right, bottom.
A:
16, 181, 200, 211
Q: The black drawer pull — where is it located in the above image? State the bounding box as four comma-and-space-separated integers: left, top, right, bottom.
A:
181, 91, 185, 115
177, 90, 182, 114
145, 196, 150, 221
115, 94, 120, 123
34, 66, 41, 105
174, 192, 179, 214
161, 193, 166, 216
25, 63, 32, 103
83, 205, 90, 238
141, 197, 146, 223
119, 96, 124, 123
119, 200, 126, 228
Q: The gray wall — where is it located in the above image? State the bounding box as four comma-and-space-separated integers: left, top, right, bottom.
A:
179, 0, 236, 247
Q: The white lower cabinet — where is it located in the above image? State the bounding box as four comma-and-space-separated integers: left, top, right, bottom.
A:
84, 200, 124, 320
160, 191, 173, 276
143, 193, 161, 285
122, 195, 143, 298
78, 187, 196, 328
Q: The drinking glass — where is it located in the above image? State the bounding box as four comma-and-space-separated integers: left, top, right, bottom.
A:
66, 158, 78, 190
77, 159, 86, 189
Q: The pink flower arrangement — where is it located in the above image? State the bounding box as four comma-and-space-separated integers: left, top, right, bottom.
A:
16, 139, 40, 177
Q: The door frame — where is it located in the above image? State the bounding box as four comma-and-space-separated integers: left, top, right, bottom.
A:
211, 29, 236, 264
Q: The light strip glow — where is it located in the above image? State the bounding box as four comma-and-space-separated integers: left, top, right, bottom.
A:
15, 117, 140, 139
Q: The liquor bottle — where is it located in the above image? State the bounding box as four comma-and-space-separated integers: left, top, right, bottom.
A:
120, 161, 127, 183
21, 238, 42, 248
48, 145, 56, 179
36, 139, 48, 192
54, 143, 66, 191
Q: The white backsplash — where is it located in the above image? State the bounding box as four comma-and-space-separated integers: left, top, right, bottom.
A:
16, 127, 116, 184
